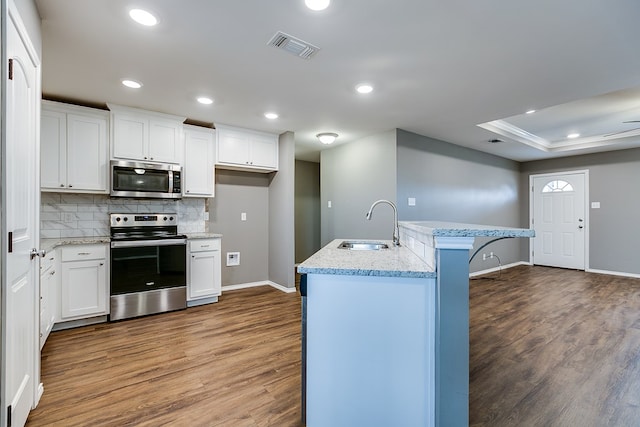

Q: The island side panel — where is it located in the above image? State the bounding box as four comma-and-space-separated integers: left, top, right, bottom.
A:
305, 273, 436, 427
435, 246, 471, 427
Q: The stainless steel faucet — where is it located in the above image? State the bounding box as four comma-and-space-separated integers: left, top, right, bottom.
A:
366, 199, 400, 246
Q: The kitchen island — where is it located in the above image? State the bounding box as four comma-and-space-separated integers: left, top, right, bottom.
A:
297, 221, 534, 427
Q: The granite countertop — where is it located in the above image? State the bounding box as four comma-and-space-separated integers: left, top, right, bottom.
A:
186, 232, 223, 239
399, 221, 535, 238
41, 237, 111, 253
297, 239, 436, 279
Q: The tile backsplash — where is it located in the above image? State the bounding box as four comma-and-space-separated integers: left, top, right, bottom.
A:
41, 193, 207, 238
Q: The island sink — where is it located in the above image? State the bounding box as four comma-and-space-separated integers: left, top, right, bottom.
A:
337, 241, 389, 250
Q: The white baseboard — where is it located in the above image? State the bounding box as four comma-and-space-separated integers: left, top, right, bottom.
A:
586, 268, 640, 279
222, 280, 297, 294
469, 261, 530, 278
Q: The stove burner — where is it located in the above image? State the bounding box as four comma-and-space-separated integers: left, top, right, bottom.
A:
110, 213, 183, 241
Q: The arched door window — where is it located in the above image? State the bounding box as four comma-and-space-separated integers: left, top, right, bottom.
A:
541, 179, 574, 193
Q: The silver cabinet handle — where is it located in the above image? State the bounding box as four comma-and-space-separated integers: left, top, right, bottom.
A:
77, 252, 91, 256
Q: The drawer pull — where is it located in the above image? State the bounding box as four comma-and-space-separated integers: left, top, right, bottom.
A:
201, 245, 210, 248
77, 252, 91, 256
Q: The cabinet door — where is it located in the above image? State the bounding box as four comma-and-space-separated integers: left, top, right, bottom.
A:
40, 268, 57, 349
250, 133, 278, 169
149, 119, 183, 163
184, 128, 214, 197
217, 128, 250, 165
41, 109, 67, 189
189, 251, 221, 299
61, 259, 107, 319
66, 113, 108, 192
112, 113, 147, 160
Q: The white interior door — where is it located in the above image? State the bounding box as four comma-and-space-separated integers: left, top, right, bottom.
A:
531, 172, 586, 270
4, 7, 40, 427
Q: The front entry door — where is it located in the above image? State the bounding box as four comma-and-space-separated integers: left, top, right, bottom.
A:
531, 172, 586, 270
4, 6, 40, 427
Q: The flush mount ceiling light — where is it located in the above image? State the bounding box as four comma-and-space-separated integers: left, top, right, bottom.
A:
567, 133, 581, 139
305, 0, 330, 11
122, 79, 142, 89
129, 9, 158, 26
197, 97, 213, 105
264, 112, 279, 120
317, 132, 338, 144
355, 83, 373, 94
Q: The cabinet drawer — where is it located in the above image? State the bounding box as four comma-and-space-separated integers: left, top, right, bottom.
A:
189, 239, 221, 252
41, 250, 57, 273
61, 244, 106, 262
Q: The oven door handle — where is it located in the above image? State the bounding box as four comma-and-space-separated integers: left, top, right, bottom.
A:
110, 239, 187, 248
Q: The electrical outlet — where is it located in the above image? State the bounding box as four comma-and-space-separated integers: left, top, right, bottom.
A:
490, 252, 494, 258
204, 212, 210, 221
482, 253, 487, 261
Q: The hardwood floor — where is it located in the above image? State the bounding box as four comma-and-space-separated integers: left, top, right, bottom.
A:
470, 265, 640, 426
27, 286, 302, 427
27, 267, 640, 426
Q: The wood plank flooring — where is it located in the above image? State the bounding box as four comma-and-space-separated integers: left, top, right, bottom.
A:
27, 267, 640, 426
27, 286, 302, 427
470, 265, 640, 426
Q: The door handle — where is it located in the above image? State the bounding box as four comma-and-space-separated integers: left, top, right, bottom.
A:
578, 225, 584, 229
30, 248, 46, 260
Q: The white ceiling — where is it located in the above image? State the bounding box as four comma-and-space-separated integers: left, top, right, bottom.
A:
35, 0, 640, 162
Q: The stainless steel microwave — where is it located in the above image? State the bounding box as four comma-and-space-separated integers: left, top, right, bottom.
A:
110, 160, 182, 199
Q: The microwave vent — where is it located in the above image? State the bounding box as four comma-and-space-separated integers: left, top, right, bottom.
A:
267, 31, 320, 59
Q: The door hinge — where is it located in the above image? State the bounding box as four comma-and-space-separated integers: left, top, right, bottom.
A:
8, 58, 13, 80
7, 404, 12, 427
8, 231, 13, 253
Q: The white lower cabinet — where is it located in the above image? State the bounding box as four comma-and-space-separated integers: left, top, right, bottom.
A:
187, 238, 221, 306
60, 244, 108, 320
40, 250, 58, 349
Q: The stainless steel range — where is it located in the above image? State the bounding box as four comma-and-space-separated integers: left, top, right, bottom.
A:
109, 213, 187, 321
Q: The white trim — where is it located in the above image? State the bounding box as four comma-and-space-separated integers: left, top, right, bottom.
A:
469, 261, 530, 278
222, 280, 297, 294
529, 169, 590, 271
586, 268, 640, 279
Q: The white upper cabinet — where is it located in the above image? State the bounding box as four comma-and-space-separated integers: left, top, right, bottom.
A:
41, 100, 109, 193
216, 124, 278, 172
183, 125, 215, 197
109, 104, 185, 164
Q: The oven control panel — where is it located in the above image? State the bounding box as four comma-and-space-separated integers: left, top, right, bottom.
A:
110, 213, 177, 227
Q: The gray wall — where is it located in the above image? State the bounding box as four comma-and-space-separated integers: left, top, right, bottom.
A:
521, 148, 640, 275
396, 129, 524, 272
208, 171, 270, 286
320, 130, 397, 246
268, 132, 296, 288
295, 160, 321, 263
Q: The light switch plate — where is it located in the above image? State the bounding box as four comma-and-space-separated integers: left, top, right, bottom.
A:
591, 202, 600, 209
204, 212, 210, 221
241, 212, 247, 221
328, 201, 332, 208
408, 197, 416, 206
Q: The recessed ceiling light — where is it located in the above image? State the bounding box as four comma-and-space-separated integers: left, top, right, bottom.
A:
316, 132, 338, 144
567, 133, 580, 139
197, 97, 213, 105
129, 9, 158, 26
525, 109, 536, 114
264, 112, 279, 120
122, 79, 142, 89
305, 0, 330, 11
355, 84, 373, 94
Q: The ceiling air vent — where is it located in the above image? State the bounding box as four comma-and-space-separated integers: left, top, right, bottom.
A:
267, 31, 320, 59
